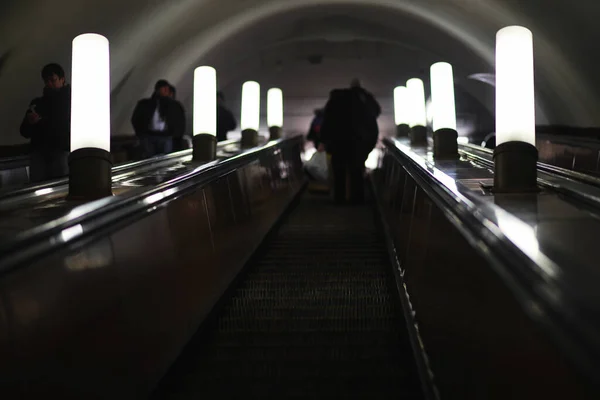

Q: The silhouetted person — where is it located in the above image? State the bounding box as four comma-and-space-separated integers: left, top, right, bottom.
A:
20, 63, 71, 183
483, 133, 496, 149
307, 108, 325, 151
321, 78, 380, 204
217, 91, 236, 142
167, 84, 188, 151
131, 80, 185, 157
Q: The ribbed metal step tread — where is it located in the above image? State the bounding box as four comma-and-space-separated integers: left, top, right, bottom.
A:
162, 379, 423, 400
211, 332, 408, 348
178, 361, 413, 379
153, 194, 423, 399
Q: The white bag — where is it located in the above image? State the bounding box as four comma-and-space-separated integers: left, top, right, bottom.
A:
304, 151, 329, 182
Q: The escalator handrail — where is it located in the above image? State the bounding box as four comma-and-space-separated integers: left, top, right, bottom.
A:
384, 138, 548, 283
538, 132, 600, 148
0, 139, 239, 201
0, 155, 30, 170
459, 142, 600, 188
459, 142, 600, 211
382, 137, 600, 380
0, 136, 302, 274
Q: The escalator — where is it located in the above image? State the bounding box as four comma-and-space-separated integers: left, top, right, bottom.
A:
152, 192, 424, 399
3, 133, 597, 398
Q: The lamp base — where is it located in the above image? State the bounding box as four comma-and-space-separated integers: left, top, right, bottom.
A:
269, 126, 282, 141
433, 128, 459, 159
192, 134, 217, 162
396, 124, 410, 138
67, 148, 113, 201
241, 129, 259, 148
493, 141, 539, 193
410, 125, 427, 146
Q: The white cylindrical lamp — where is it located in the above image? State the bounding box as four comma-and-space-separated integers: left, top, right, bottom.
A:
192, 66, 218, 162
430, 62, 458, 158
241, 81, 260, 148
494, 26, 538, 192
267, 88, 283, 140
68, 33, 112, 200
407, 78, 428, 145
393, 86, 411, 137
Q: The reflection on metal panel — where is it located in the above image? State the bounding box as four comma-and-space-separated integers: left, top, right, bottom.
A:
0, 137, 306, 398
64, 238, 112, 272
60, 224, 83, 243
373, 139, 594, 398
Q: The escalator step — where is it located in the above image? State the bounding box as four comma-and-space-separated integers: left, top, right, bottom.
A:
153, 194, 423, 399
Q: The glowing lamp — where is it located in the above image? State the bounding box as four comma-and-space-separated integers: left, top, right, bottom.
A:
393, 86, 410, 126
68, 33, 112, 200
267, 88, 283, 140
407, 78, 427, 145
193, 66, 216, 137
407, 78, 427, 127
430, 62, 458, 158
430, 62, 457, 132
496, 26, 535, 146
267, 88, 283, 128
192, 66, 217, 162
71, 34, 110, 152
241, 81, 260, 148
393, 86, 410, 137
241, 81, 260, 131
493, 26, 538, 192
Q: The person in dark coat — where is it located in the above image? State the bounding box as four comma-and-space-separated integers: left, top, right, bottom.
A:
320, 78, 381, 204
131, 80, 185, 157
20, 63, 71, 182
307, 108, 325, 150
217, 91, 237, 142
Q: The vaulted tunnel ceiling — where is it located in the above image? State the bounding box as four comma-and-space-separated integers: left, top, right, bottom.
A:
1, 0, 600, 144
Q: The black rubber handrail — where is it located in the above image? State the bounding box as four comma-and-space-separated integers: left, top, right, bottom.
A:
0, 155, 29, 170
0, 138, 239, 201
459, 142, 600, 187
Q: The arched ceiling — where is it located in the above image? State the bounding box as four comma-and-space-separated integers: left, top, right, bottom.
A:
1, 0, 599, 144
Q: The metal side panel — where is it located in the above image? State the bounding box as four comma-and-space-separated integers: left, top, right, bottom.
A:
413, 202, 589, 399
374, 148, 595, 399
110, 209, 180, 396
164, 188, 219, 341
0, 281, 20, 397
0, 167, 29, 189
0, 138, 306, 399
0, 237, 118, 398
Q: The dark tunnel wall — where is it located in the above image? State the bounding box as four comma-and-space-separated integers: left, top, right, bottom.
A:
1, 0, 600, 145
171, 6, 497, 140
185, 46, 495, 140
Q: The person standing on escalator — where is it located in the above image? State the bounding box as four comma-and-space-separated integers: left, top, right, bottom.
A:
20, 63, 71, 183
307, 108, 325, 151
320, 78, 380, 204
131, 80, 185, 157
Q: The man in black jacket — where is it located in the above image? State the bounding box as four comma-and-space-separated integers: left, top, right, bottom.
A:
20, 63, 71, 182
321, 78, 381, 204
217, 91, 237, 142
131, 80, 185, 157
307, 108, 325, 150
